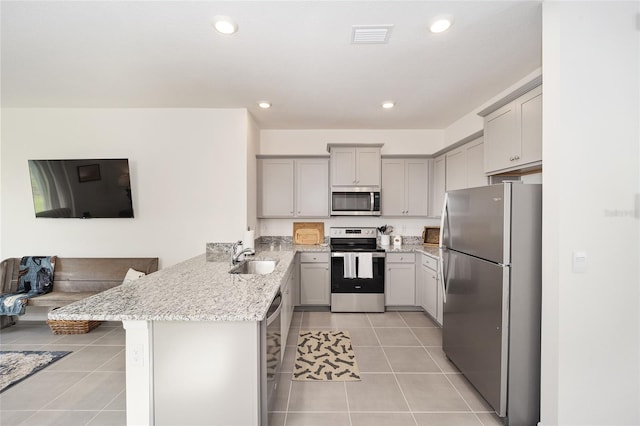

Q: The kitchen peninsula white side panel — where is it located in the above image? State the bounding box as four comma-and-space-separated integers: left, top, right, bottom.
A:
153, 321, 261, 426
122, 320, 154, 426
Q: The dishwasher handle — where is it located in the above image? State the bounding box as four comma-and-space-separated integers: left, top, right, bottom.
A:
267, 292, 282, 326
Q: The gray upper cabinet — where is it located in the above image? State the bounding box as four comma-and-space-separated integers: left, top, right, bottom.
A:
329, 146, 381, 187
430, 154, 446, 217
258, 158, 295, 217
446, 137, 487, 192
295, 159, 330, 217
258, 157, 329, 218
382, 158, 428, 216
483, 85, 542, 174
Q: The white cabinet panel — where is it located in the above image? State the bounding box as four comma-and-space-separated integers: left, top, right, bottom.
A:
484, 85, 542, 174
259, 159, 294, 217
484, 105, 517, 173
385, 253, 416, 306
431, 155, 446, 217
330, 146, 381, 187
258, 158, 329, 218
382, 159, 407, 216
405, 160, 428, 216
445, 147, 467, 191
382, 158, 428, 216
465, 138, 487, 189
443, 137, 487, 196
330, 148, 357, 186
296, 159, 329, 217
519, 88, 543, 166
356, 148, 382, 186
300, 262, 330, 305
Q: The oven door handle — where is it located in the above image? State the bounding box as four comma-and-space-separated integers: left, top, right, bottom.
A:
331, 252, 386, 258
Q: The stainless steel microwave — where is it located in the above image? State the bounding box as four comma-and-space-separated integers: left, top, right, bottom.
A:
330, 189, 381, 216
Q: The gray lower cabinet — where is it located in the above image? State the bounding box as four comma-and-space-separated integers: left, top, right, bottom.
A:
299, 252, 330, 305
385, 253, 416, 306
281, 266, 295, 356
419, 253, 441, 324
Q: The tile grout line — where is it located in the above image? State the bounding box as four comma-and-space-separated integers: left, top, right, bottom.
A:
403, 313, 489, 425
368, 312, 420, 426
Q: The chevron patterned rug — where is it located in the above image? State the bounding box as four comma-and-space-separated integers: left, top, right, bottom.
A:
293, 330, 360, 381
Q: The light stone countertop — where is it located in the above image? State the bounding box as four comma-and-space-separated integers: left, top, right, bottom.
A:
48, 242, 437, 323
381, 244, 440, 258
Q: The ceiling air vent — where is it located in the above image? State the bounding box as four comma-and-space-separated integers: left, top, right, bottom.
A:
351, 25, 394, 44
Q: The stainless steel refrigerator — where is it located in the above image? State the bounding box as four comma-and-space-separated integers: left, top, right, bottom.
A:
439, 182, 542, 426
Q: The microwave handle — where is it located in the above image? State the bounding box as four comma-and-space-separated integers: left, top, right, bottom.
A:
370, 192, 374, 211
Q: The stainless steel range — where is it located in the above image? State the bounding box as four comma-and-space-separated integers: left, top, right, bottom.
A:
330, 227, 385, 313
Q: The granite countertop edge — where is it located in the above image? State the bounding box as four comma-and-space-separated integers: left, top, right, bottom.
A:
48, 243, 438, 323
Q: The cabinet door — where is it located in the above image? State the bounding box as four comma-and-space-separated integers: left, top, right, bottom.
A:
259, 159, 294, 217
281, 274, 292, 358
296, 159, 329, 217
385, 263, 416, 306
465, 138, 487, 189
484, 102, 517, 174
405, 159, 428, 216
431, 155, 446, 217
445, 147, 466, 191
416, 262, 427, 310
330, 147, 356, 186
518, 86, 542, 166
381, 159, 406, 216
424, 268, 438, 319
355, 148, 381, 186
300, 263, 330, 305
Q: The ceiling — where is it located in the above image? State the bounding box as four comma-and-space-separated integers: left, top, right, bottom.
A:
1, 1, 542, 129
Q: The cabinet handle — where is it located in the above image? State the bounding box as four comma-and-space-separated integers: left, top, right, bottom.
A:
509, 156, 514, 161
514, 155, 520, 160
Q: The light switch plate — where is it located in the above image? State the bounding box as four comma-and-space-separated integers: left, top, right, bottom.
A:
572, 251, 587, 273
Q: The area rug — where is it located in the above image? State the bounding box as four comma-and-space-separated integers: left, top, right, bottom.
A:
0, 350, 71, 393
293, 330, 360, 381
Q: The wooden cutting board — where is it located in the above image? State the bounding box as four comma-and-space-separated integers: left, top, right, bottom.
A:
293, 222, 325, 245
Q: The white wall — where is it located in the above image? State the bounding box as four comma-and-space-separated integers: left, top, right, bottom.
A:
541, 3, 639, 425
1, 108, 250, 267
260, 129, 444, 155
443, 68, 542, 149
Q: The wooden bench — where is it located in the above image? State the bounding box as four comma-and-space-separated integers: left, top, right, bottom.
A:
0, 257, 159, 329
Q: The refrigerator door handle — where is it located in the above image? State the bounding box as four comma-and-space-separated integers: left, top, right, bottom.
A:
439, 193, 449, 303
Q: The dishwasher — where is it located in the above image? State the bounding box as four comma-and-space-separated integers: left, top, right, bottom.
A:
260, 291, 282, 424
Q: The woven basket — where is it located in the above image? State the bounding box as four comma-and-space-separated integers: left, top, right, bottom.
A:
47, 319, 102, 335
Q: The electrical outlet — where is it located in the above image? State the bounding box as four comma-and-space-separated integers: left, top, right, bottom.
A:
130, 344, 144, 367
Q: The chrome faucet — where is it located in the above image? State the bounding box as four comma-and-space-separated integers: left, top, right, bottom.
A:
231, 241, 255, 265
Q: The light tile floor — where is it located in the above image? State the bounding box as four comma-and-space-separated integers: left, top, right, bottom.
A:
0, 321, 126, 426
0, 312, 503, 426
270, 311, 503, 426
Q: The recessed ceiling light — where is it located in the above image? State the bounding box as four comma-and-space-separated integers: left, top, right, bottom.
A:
258, 101, 271, 109
429, 16, 453, 34
382, 101, 395, 109
212, 15, 238, 35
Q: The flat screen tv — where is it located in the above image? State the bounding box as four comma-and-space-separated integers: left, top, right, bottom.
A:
28, 159, 134, 218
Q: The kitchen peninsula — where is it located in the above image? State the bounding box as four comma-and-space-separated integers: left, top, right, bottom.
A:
48, 246, 306, 426
49, 242, 439, 425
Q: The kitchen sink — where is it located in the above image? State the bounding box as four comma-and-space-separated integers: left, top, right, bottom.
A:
229, 259, 278, 275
